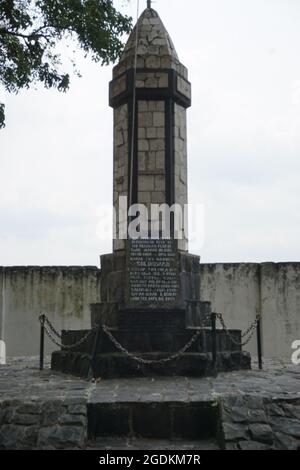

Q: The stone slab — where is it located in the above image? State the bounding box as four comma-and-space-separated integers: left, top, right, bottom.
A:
51, 350, 250, 379
1, 357, 300, 450
60, 327, 242, 355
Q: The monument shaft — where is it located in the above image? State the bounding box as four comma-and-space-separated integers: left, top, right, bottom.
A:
110, 8, 191, 253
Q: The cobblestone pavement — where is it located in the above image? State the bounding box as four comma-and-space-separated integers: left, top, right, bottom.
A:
0, 357, 299, 450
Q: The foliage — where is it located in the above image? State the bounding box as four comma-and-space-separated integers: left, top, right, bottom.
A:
0, 0, 132, 127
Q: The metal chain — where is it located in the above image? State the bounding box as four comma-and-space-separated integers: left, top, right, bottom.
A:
101, 311, 212, 366
45, 324, 97, 350
216, 312, 260, 347
40, 309, 261, 362
39, 314, 62, 339
40, 314, 98, 350
241, 314, 261, 338
43, 325, 66, 349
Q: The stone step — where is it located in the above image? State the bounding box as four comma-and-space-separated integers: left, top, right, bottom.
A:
51, 350, 251, 379
87, 400, 219, 441
91, 305, 212, 330
86, 437, 220, 450
61, 328, 242, 354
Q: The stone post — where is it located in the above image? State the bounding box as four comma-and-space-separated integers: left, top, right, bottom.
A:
0, 267, 6, 364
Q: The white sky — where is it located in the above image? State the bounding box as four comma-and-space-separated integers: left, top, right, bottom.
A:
0, 0, 300, 266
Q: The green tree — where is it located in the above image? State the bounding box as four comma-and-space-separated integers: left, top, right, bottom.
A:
0, 0, 132, 128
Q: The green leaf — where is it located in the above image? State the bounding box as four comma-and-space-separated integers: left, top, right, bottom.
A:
0, 0, 132, 128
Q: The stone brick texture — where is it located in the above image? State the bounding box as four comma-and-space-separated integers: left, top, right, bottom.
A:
113, 103, 128, 252
1, 358, 299, 450
113, 9, 188, 80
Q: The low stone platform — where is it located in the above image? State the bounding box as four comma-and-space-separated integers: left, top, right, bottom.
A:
51, 308, 251, 379
0, 357, 300, 450
52, 350, 250, 379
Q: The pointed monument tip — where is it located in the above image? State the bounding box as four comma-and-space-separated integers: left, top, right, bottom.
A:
113, 0, 189, 80
120, 4, 178, 61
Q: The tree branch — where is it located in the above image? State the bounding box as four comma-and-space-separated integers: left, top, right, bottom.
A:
0, 27, 50, 41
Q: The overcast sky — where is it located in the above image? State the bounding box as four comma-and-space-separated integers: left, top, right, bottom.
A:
0, 0, 300, 266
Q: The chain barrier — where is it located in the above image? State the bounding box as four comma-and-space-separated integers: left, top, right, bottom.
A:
101, 311, 212, 366
216, 312, 261, 347
39, 314, 97, 350
39, 310, 262, 364
42, 314, 62, 339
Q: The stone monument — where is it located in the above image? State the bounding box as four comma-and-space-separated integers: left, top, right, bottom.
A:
51, 6, 250, 378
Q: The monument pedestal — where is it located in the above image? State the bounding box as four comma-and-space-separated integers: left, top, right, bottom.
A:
51, 304, 251, 379
98, 240, 202, 316
51, 242, 251, 379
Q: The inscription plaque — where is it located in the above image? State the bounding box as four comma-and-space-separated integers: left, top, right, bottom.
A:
127, 239, 179, 306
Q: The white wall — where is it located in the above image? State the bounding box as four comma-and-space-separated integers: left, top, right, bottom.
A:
0, 263, 299, 358
260, 263, 300, 358
0, 267, 5, 363
0, 267, 100, 356
200, 263, 300, 358
200, 263, 260, 356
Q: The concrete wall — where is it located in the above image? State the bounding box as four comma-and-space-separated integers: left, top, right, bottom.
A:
200, 263, 300, 359
260, 263, 300, 359
200, 264, 260, 356
0, 267, 101, 356
0, 263, 299, 358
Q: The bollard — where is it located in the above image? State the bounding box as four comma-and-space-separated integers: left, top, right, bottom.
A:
211, 312, 217, 372
256, 317, 263, 370
39, 314, 45, 371
90, 325, 101, 380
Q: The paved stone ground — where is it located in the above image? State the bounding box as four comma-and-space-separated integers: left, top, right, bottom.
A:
0, 357, 299, 450
87, 437, 219, 450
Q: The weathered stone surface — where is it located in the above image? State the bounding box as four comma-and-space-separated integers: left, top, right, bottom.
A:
225, 442, 239, 450
88, 404, 130, 437
1, 425, 28, 449
266, 403, 286, 418
270, 417, 300, 438
18, 403, 43, 414
0, 407, 14, 425
41, 411, 62, 427
52, 349, 250, 380
247, 409, 268, 423
248, 424, 274, 445
228, 406, 249, 423
67, 404, 86, 415
1, 358, 300, 450
222, 422, 248, 441
113, 102, 128, 253
59, 414, 86, 426
282, 404, 300, 420
37, 425, 86, 449
87, 437, 219, 451
220, 393, 294, 450
239, 440, 271, 450
273, 432, 299, 450
132, 404, 171, 439
14, 413, 40, 426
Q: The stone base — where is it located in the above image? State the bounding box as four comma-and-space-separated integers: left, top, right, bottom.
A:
51, 306, 251, 379
56, 325, 243, 355
51, 350, 251, 379
91, 305, 212, 330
